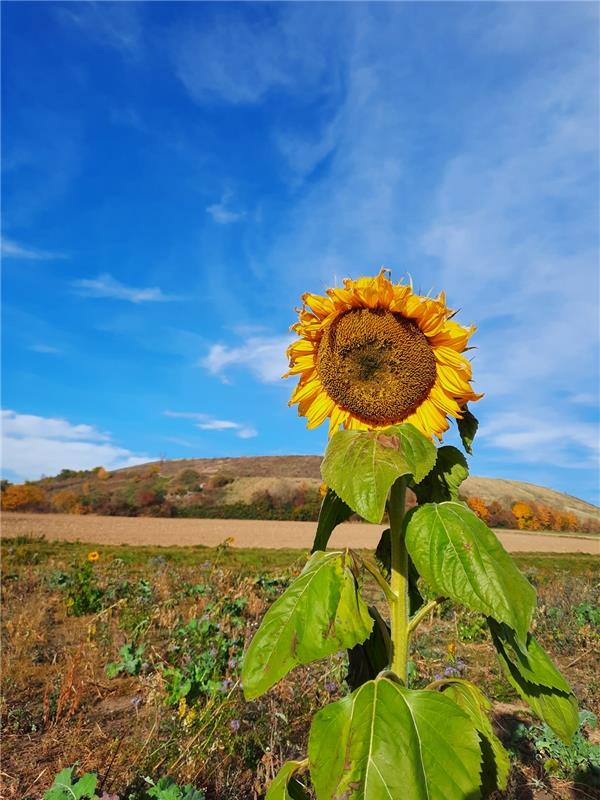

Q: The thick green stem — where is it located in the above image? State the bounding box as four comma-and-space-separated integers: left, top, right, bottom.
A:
388, 477, 408, 683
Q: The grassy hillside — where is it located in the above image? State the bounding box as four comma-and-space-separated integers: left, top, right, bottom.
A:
2, 456, 599, 531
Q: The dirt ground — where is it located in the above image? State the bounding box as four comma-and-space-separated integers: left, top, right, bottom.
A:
2, 512, 599, 553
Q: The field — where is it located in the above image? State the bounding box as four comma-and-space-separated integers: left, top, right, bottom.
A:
3, 512, 599, 553
1, 530, 599, 800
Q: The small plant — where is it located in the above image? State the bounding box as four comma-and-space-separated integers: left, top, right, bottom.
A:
145, 776, 205, 800
106, 642, 146, 678
573, 602, 600, 629
457, 610, 487, 642
162, 616, 242, 704
43, 766, 98, 800
517, 711, 600, 784
62, 559, 104, 616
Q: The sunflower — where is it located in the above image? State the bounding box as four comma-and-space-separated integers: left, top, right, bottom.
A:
285, 269, 482, 439
87, 551, 100, 562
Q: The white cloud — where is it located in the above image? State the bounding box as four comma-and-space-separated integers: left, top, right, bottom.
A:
199, 335, 293, 384
164, 411, 257, 439
206, 191, 245, 224
2, 237, 67, 260
72, 273, 178, 303
1, 410, 149, 480
478, 411, 599, 470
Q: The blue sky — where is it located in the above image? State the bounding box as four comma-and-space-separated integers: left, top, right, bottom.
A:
2, 2, 599, 504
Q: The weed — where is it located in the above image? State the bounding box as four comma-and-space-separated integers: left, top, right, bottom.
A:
513, 711, 600, 785
106, 642, 146, 678
43, 766, 97, 800
145, 776, 205, 799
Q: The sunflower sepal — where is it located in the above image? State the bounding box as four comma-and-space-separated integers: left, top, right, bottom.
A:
457, 405, 479, 454
321, 423, 437, 523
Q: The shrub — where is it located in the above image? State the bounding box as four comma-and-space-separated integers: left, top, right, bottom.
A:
51, 489, 80, 513
1, 483, 47, 511
466, 496, 489, 523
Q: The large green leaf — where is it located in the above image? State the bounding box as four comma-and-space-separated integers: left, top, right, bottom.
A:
489, 620, 578, 744
321, 423, 437, 523
242, 550, 373, 700
346, 606, 391, 691
412, 445, 468, 503
375, 528, 423, 614
457, 407, 478, 455
405, 502, 536, 641
309, 677, 482, 800
266, 761, 309, 800
311, 488, 353, 553
488, 620, 571, 692
441, 679, 510, 796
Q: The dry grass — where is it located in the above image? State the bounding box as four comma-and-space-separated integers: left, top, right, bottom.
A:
1, 538, 599, 799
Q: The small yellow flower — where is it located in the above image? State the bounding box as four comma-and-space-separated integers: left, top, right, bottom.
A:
447, 642, 457, 656
87, 551, 100, 562
178, 696, 187, 718
319, 483, 328, 497
66, 597, 75, 607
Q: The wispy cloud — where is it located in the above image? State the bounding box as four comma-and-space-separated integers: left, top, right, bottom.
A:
172, 6, 342, 106
206, 191, 245, 224
1, 410, 149, 480
2, 237, 67, 260
164, 410, 257, 439
28, 344, 61, 355
57, 2, 143, 58
72, 273, 178, 303
199, 335, 292, 384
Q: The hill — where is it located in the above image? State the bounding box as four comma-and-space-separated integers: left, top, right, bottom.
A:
3, 456, 599, 532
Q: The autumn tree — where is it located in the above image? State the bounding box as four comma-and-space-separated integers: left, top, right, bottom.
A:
51, 489, 80, 513
512, 501, 535, 530
466, 496, 489, 523
1, 484, 47, 511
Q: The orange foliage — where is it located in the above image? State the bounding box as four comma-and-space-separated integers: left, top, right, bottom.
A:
51, 490, 80, 513
95, 467, 109, 480
512, 501, 534, 530
1, 484, 47, 511
466, 496, 489, 523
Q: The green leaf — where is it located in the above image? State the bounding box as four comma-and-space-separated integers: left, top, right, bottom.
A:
412, 445, 468, 503
346, 606, 391, 691
266, 761, 309, 800
311, 488, 353, 553
405, 502, 536, 641
242, 551, 373, 699
488, 620, 571, 692
441, 679, 510, 795
321, 423, 437, 523
457, 407, 478, 455
73, 773, 97, 800
308, 677, 482, 800
489, 621, 578, 744
375, 528, 423, 614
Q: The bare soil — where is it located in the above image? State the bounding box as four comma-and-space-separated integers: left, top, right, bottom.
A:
2, 512, 599, 553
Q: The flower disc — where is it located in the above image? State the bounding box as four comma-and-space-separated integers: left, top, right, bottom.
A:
317, 308, 437, 426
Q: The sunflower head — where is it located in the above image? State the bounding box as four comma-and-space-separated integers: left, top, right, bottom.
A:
87, 551, 100, 562
285, 269, 482, 440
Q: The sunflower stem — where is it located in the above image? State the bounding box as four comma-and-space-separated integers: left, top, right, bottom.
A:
388, 476, 409, 684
